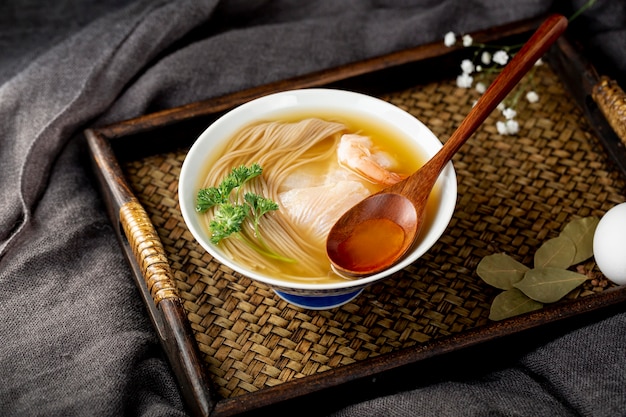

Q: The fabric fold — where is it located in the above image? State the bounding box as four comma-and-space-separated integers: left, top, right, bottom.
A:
0, 0, 219, 257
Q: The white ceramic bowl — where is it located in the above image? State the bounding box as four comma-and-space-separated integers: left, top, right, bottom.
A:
179, 88, 457, 309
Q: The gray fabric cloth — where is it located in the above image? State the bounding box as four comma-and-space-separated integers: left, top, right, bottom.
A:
0, 0, 624, 416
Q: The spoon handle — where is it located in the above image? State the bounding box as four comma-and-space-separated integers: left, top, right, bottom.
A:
415, 14, 568, 188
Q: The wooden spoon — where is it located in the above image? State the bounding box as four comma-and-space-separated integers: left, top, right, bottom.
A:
326, 14, 568, 277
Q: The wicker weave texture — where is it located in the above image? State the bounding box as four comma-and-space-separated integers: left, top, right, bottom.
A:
123, 64, 625, 399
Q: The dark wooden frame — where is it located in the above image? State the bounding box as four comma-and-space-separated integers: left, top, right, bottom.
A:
85, 17, 626, 417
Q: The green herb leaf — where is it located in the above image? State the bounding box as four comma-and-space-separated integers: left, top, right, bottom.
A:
489, 288, 543, 321
209, 203, 247, 243
477, 253, 529, 290
218, 174, 239, 197
560, 216, 599, 264
196, 187, 227, 213
244, 192, 279, 219
534, 235, 576, 269
229, 163, 262, 187
514, 267, 588, 303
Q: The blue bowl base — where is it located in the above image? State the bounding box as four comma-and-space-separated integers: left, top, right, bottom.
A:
273, 289, 363, 310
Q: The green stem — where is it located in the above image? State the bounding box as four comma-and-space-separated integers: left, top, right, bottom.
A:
569, 0, 596, 23
471, 42, 524, 52
236, 232, 297, 264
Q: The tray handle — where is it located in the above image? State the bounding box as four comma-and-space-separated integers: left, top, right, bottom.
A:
592, 76, 626, 144
119, 200, 179, 305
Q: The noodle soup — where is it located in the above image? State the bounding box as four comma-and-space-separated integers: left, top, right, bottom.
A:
179, 89, 457, 309
196, 112, 439, 284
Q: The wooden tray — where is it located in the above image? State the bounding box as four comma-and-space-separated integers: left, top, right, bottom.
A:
85, 17, 626, 417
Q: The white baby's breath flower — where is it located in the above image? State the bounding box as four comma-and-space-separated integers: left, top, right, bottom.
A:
502, 107, 517, 120
481, 51, 491, 65
535, 58, 543, 66
456, 72, 473, 88
526, 91, 539, 103
505, 119, 519, 134
461, 59, 475, 74
496, 119, 520, 135
492, 50, 509, 65
446, 18, 550, 134
496, 121, 508, 135
444, 31, 456, 47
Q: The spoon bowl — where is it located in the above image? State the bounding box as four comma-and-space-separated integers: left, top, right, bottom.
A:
327, 14, 569, 277
327, 193, 418, 275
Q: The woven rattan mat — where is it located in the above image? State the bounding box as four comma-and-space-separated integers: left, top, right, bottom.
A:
123, 63, 626, 399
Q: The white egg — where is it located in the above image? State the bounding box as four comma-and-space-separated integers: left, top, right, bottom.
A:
593, 202, 626, 285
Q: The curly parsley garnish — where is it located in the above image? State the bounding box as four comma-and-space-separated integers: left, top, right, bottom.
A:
196, 163, 295, 263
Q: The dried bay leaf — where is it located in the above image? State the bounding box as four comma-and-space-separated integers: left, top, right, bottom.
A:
534, 235, 576, 269
514, 267, 588, 303
489, 288, 543, 321
477, 253, 529, 290
560, 216, 599, 264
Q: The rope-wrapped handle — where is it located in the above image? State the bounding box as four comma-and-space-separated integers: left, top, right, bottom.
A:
120, 200, 179, 305
592, 76, 626, 144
